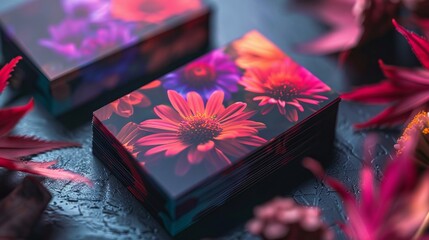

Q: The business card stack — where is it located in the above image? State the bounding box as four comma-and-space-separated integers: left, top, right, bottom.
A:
93, 31, 340, 236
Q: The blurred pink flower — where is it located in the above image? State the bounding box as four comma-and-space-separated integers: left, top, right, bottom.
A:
246, 197, 334, 240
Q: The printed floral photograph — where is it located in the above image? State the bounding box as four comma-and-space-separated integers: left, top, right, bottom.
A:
239, 59, 332, 122
162, 50, 241, 100
40, 0, 203, 62
94, 31, 336, 189
138, 90, 267, 175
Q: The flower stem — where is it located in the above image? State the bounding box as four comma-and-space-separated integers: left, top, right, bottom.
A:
413, 210, 429, 240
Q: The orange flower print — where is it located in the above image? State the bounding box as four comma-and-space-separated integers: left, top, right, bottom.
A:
96, 80, 160, 121
111, 0, 202, 23
138, 90, 267, 176
232, 30, 287, 70
240, 59, 331, 122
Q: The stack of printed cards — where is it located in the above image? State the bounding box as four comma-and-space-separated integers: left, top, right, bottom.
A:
92, 31, 340, 236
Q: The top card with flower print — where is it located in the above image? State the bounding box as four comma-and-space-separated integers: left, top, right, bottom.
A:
94, 31, 339, 197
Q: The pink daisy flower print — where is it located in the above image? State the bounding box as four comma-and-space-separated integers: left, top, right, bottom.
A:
138, 90, 267, 175
240, 59, 331, 122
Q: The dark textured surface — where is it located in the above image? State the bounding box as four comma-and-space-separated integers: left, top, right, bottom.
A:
0, 0, 413, 239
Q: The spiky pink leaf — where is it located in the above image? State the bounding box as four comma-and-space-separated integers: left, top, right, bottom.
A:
379, 60, 429, 89
0, 157, 92, 186
341, 81, 407, 104
0, 136, 80, 159
0, 99, 34, 137
393, 19, 429, 70
0, 56, 22, 93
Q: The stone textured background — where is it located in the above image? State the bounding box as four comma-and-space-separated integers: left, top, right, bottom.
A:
1, 0, 415, 239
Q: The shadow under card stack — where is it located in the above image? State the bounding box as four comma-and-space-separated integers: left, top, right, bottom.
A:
92, 31, 340, 236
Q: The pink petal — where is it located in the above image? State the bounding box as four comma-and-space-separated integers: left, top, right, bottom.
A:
393, 19, 429, 70
264, 222, 289, 239
0, 136, 80, 159
379, 60, 429, 88
143, 142, 189, 156
217, 102, 247, 123
165, 142, 190, 157
296, 98, 322, 105
116, 122, 141, 144
359, 165, 376, 221
298, 26, 361, 55
167, 90, 192, 118
197, 141, 214, 152
237, 136, 267, 146
137, 133, 180, 146
144, 144, 172, 156
390, 92, 429, 115
217, 148, 231, 164
299, 0, 356, 26
0, 99, 34, 137
137, 94, 151, 108
115, 100, 133, 118
341, 81, 405, 104
215, 139, 248, 157
277, 103, 286, 115
0, 158, 92, 185
186, 91, 205, 115
246, 219, 264, 235
140, 119, 178, 132
222, 110, 255, 122
126, 91, 144, 105
285, 107, 298, 122
205, 91, 225, 116
187, 147, 204, 164
141, 80, 161, 90
287, 101, 304, 112
261, 105, 274, 115
94, 105, 113, 121
208, 148, 231, 168
0, 56, 22, 93
154, 105, 182, 123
